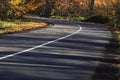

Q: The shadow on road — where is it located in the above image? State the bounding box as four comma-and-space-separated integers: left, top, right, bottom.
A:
92, 32, 119, 80
0, 22, 118, 80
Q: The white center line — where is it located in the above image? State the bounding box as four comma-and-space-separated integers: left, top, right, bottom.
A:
0, 24, 82, 60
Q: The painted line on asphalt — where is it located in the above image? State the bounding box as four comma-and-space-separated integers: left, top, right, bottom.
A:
0, 24, 82, 60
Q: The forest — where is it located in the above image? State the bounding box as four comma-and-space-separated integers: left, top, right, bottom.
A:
0, 0, 120, 28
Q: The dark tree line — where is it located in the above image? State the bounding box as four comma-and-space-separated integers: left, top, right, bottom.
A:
0, 0, 120, 27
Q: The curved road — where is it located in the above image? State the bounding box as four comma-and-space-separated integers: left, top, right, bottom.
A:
0, 18, 112, 80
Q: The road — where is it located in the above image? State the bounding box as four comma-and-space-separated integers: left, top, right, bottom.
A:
0, 18, 112, 80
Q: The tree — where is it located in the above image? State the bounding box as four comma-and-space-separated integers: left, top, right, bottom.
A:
88, 0, 95, 17
13, 0, 44, 15
94, 0, 120, 28
0, 0, 44, 21
113, 0, 120, 28
41, 0, 55, 17
0, 0, 14, 20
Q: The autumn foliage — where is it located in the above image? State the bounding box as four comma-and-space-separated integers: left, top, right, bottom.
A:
13, 0, 44, 14
0, 0, 120, 27
0, 0, 44, 20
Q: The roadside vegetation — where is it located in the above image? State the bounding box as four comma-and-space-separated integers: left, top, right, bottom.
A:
51, 16, 85, 21
0, 20, 47, 35
115, 30, 120, 66
0, 0, 46, 35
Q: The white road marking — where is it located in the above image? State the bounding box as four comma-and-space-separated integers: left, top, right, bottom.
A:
0, 25, 82, 60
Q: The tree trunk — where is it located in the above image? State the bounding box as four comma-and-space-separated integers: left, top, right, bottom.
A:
88, 0, 95, 17
42, 0, 55, 17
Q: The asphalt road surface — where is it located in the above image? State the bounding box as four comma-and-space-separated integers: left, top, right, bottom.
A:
0, 17, 112, 80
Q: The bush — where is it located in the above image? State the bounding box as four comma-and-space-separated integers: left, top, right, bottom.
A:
82, 15, 109, 24
51, 16, 85, 21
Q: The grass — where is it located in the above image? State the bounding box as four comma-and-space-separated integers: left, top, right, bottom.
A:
51, 16, 85, 21
116, 31, 120, 40
0, 20, 47, 35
